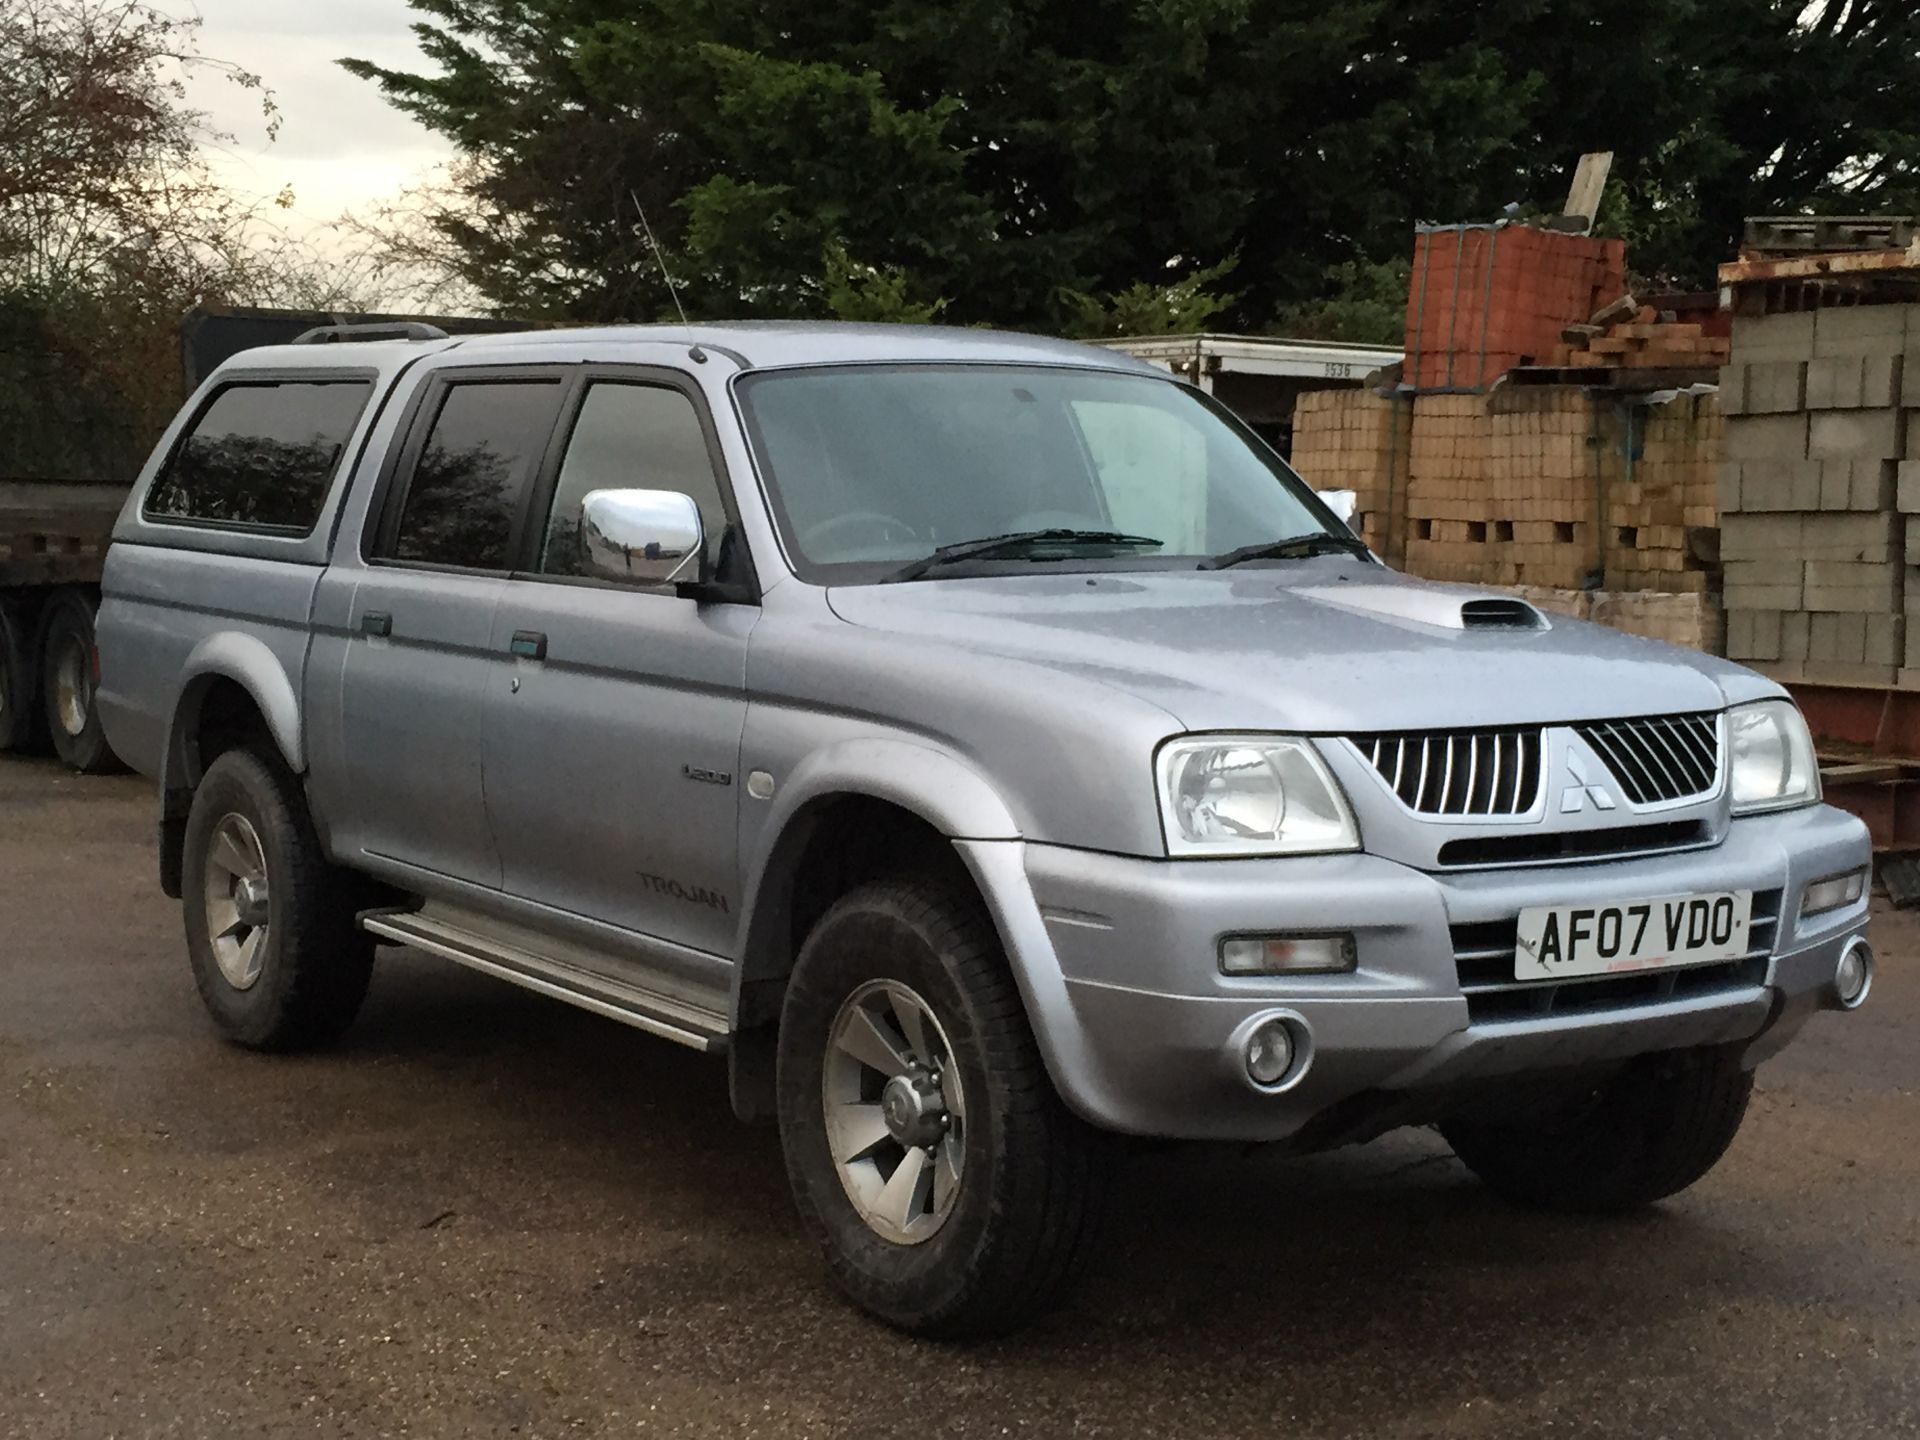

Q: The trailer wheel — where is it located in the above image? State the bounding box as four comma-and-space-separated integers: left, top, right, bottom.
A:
39, 591, 121, 773
0, 599, 40, 753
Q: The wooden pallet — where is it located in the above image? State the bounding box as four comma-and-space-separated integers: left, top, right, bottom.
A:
1720, 239, 1920, 315
1741, 216, 1920, 258
1506, 364, 1722, 391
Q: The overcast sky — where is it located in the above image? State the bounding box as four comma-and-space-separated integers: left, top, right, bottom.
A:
168, 0, 453, 232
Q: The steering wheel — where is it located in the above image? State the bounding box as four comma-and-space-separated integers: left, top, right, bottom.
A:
802, 510, 920, 553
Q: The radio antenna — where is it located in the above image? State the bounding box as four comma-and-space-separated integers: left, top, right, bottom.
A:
630, 188, 705, 362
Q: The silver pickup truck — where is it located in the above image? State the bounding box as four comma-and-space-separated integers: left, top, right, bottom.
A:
96, 321, 1874, 1337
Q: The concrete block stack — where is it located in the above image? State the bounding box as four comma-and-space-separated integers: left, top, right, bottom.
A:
1719, 307, 1913, 685
1288, 389, 1411, 564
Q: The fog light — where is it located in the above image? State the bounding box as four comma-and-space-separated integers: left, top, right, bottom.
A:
1220, 932, 1356, 975
1803, 869, 1868, 917
1244, 1019, 1295, 1086
1835, 939, 1873, 1008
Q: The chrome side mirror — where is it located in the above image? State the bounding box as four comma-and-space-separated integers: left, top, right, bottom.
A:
579, 488, 706, 586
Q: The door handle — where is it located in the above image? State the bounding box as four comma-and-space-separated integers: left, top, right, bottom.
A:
360, 611, 392, 637
509, 630, 548, 660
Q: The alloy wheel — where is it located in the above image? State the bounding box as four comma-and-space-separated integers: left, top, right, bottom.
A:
203, 813, 272, 990
821, 979, 966, 1244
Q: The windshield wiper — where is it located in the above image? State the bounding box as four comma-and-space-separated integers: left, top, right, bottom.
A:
1201, 531, 1373, 570
880, 529, 1165, 583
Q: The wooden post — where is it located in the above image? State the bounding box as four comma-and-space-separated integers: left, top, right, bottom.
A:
1563, 152, 1615, 233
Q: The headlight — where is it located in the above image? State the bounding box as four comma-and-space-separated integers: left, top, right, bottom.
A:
1728, 699, 1820, 814
1155, 736, 1359, 857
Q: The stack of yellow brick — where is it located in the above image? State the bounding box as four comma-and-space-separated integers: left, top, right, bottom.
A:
1404, 391, 1599, 588
1287, 390, 1411, 564
1402, 394, 1499, 582
1509, 585, 1723, 652
1295, 384, 1726, 653
1484, 389, 1602, 589
1607, 393, 1722, 595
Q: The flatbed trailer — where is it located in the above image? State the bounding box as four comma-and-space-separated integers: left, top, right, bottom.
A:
0, 480, 130, 766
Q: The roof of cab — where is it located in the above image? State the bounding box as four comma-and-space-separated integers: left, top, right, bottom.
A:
223, 320, 1161, 377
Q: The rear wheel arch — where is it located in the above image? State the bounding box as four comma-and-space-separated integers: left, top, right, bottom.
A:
164, 635, 304, 788
159, 663, 301, 898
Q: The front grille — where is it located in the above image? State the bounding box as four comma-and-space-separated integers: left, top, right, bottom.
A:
1356, 728, 1543, 816
1574, 712, 1720, 805
1448, 889, 1781, 1023
1437, 819, 1710, 868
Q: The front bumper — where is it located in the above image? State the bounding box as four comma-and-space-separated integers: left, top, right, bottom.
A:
959, 803, 1872, 1144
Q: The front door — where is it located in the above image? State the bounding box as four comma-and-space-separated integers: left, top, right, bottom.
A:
484, 373, 755, 957
327, 371, 569, 887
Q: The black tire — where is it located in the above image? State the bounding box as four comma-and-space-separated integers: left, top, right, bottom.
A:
182, 747, 375, 1051
777, 877, 1109, 1339
1441, 1045, 1755, 1213
0, 598, 40, 753
38, 591, 121, 773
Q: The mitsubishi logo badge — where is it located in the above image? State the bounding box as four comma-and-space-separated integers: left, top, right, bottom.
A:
1559, 754, 1617, 813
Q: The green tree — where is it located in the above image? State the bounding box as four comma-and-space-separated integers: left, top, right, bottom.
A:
1060, 257, 1241, 339
345, 0, 1920, 337
342, 0, 1541, 330
0, 0, 288, 484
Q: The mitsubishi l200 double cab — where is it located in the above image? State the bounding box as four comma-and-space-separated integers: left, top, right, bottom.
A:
96, 321, 1874, 1337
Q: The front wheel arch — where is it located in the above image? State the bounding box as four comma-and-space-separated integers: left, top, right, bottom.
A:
730, 792, 978, 1123
774, 873, 1109, 1336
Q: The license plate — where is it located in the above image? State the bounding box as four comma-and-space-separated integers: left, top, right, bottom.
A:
1513, 891, 1753, 981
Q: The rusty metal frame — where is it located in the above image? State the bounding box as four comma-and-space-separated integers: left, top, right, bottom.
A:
1786, 682, 1920, 852
1718, 238, 1920, 286
1788, 681, 1920, 761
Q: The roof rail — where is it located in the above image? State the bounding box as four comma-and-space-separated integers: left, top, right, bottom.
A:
291, 321, 451, 346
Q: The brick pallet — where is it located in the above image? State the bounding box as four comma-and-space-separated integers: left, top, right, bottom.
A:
1506, 585, 1722, 652
1606, 393, 1722, 595
1719, 306, 1917, 686
1551, 312, 1732, 373
1288, 390, 1411, 564
1399, 387, 1723, 604
1404, 224, 1627, 393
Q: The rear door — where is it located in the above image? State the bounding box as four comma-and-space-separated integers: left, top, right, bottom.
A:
483, 370, 755, 956
327, 370, 568, 887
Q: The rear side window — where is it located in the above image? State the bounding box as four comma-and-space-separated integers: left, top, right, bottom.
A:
386, 380, 564, 570
145, 380, 373, 533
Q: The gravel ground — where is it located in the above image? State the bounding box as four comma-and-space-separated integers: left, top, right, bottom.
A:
2, 755, 1915, 1439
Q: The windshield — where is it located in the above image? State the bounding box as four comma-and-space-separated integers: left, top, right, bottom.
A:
734, 363, 1345, 583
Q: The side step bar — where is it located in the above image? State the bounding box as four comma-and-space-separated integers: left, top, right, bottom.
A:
361, 910, 729, 1053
